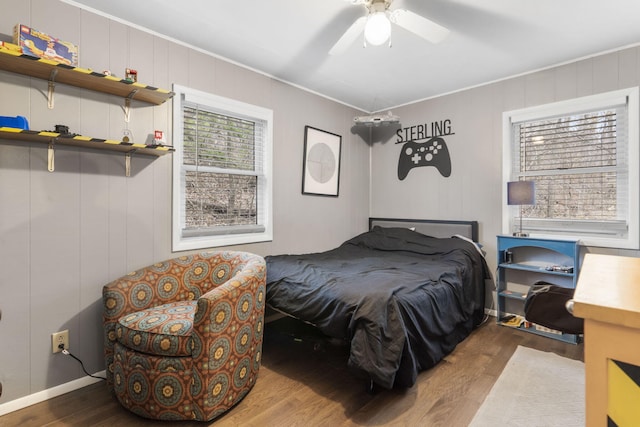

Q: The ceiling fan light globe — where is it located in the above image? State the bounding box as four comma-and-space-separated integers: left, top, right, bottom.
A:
364, 12, 391, 46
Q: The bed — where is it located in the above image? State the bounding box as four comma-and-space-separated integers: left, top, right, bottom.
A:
265, 218, 492, 389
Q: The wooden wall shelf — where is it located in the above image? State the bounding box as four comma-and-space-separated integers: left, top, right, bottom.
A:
0, 127, 173, 176
0, 49, 174, 105
0, 48, 175, 176
0, 127, 173, 156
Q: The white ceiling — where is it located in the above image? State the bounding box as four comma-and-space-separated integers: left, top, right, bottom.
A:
64, 0, 640, 112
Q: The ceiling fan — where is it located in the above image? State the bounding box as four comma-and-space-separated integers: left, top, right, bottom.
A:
329, 0, 450, 55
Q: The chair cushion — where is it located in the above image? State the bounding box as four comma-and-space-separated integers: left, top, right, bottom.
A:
116, 300, 197, 357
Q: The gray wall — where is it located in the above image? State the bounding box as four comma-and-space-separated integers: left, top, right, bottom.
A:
370, 45, 640, 293
2, 0, 639, 410
0, 0, 369, 405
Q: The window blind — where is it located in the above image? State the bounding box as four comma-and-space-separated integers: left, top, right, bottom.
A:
512, 106, 628, 236
503, 87, 639, 249
181, 103, 266, 235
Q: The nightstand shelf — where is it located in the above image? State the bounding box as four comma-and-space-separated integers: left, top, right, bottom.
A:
497, 262, 575, 277
497, 290, 528, 301
496, 235, 581, 344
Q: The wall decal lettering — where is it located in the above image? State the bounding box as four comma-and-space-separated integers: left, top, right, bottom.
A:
396, 119, 454, 180
395, 119, 454, 143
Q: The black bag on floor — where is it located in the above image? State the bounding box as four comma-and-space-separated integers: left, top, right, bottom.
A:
524, 281, 584, 335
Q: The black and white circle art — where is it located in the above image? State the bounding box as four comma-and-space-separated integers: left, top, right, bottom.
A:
307, 142, 336, 184
303, 127, 341, 196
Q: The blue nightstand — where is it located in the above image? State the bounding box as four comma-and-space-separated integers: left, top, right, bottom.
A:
496, 235, 581, 344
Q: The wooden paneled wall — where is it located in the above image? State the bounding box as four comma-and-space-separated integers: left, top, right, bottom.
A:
0, 0, 369, 407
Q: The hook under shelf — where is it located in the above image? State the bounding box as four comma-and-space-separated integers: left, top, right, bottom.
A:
47, 140, 55, 172
47, 69, 58, 109
125, 150, 137, 177
43, 138, 138, 177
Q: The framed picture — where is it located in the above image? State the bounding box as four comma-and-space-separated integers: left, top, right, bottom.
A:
302, 126, 342, 197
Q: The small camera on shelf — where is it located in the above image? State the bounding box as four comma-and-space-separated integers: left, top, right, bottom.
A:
46, 124, 77, 136
54, 124, 69, 134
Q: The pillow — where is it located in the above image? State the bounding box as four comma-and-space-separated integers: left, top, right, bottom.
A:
453, 234, 485, 257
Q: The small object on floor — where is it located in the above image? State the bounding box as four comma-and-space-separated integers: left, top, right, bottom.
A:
502, 315, 525, 328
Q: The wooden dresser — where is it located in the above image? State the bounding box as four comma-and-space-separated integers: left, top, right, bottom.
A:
573, 253, 640, 427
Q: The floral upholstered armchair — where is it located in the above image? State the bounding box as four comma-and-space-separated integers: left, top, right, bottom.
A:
102, 251, 266, 421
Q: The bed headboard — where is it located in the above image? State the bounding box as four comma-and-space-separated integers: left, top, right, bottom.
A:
369, 218, 479, 242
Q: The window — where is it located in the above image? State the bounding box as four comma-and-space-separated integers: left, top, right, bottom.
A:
503, 87, 639, 249
172, 85, 273, 251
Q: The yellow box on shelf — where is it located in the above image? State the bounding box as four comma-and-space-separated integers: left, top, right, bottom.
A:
14, 24, 79, 66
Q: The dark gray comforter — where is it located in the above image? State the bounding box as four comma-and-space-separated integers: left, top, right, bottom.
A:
265, 226, 491, 389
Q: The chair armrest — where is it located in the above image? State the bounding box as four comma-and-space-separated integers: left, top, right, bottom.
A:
190, 257, 266, 405
193, 257, 266, 335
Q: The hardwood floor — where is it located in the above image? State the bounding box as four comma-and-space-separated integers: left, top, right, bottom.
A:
0, 318, 583, 427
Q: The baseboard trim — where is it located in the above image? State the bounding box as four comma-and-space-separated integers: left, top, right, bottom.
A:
0, 370, 106, 417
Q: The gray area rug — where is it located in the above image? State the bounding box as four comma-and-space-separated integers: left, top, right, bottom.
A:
469, 345, 585, 427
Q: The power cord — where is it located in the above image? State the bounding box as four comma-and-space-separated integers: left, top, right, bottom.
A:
59, 344, 107, 381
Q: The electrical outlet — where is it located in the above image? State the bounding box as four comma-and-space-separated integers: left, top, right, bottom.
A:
51, 330, 69, 353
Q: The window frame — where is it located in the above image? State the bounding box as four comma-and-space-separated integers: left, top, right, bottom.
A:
172, 84, 273, 251
502, 87, 639, 249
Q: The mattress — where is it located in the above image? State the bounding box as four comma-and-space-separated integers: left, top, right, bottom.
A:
265, 226, 491, 388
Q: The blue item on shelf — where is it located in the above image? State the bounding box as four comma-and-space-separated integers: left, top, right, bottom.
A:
0, 115, 29, 130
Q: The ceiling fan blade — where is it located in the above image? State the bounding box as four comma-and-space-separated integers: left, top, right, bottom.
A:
329, 16, 367, 55
390, 9, 450, 44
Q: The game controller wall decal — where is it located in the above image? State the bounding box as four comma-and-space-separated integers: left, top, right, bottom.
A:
396, 119, 454, 180
398, 137, 451, 179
